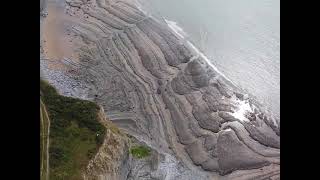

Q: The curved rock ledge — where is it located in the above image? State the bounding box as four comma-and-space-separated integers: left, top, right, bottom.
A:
40, 0, 280, 179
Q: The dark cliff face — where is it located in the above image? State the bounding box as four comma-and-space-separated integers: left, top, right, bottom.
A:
40, 0, 280, 179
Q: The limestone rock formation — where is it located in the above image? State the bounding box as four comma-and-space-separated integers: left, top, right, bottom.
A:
40, 0, 280, 179
84, 107, 131, 180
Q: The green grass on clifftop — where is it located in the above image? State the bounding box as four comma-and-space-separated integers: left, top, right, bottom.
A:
40, 79, 105, 180
40, 99, 50, 180
130, 145, 151, 158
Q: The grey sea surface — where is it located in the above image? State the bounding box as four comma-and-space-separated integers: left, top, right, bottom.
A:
137, 0, 280, 119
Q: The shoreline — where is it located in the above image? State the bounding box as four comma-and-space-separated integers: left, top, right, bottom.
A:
40, 0, 280, 179
162, 17, 278, 123
134, 0, 279, 120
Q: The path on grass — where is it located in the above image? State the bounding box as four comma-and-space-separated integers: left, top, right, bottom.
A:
40, 99, 50, 180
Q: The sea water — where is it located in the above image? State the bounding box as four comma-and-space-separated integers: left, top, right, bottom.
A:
137, 0, 280, 119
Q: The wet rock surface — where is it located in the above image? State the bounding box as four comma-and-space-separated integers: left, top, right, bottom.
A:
40, 0, 280, 179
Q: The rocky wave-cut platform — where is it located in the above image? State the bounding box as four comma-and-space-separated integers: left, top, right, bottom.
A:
40, 0, 280, 179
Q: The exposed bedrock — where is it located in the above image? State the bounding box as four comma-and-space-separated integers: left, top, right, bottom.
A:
218, 111, 239, 122
171, 58, 211, 95
243, 121, 280, 149
201, 86, 235, 112
40, 0, 280, 179
204, 134, 218, 152
138, 19, 192, 67
185, 140, 219, 172
212, 79, 233, 98
222, 121, 280, 158
185, 140, 208, 165
192, 105, 220, 133
217, 130, 270, 175
170, 72, 193, 95
162, 91, 195, 145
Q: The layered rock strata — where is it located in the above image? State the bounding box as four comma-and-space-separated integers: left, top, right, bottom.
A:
40, 0, 280, 179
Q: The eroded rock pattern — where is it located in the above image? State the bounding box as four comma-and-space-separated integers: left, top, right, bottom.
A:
40, 0, 280, 179
85, 107, 132, 180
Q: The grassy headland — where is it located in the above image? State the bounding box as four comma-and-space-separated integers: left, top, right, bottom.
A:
40, 79, 105, 180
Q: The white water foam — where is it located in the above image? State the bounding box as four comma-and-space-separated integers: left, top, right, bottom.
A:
164, 19, 257, 123
164, 19, 187, 39
229, 95, 253, 122
164, 19, 236, 86
134, 0, 152, 16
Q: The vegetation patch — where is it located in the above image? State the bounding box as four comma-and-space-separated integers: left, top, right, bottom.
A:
130, 145, 151, 159
40, 99, 50, 180
40, 79, 105, 180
